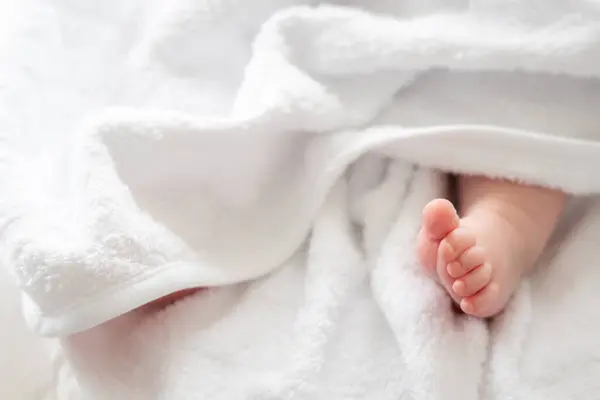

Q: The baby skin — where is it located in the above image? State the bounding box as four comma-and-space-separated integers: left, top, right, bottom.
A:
417, 175, 565, 318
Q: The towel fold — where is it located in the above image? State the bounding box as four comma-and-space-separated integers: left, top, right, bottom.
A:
1, 0, 600, 398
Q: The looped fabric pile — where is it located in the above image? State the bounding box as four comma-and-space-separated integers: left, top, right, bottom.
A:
1, 0, 600, 398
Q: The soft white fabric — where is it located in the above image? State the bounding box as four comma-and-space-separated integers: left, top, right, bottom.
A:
1, 0, 600, 399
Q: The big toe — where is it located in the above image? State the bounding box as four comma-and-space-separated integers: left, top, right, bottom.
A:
422, 199, 460, 240
417, 199, 460, 276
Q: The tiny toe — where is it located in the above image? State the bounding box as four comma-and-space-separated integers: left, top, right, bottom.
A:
446, 261, 464, 279
417, 228, 440, 276
452, 263, 492, 297
422, 199, 459, 241
448, 246, 486, 278
460, 282, 502, 317
439, 227, 476, 265
459, 298, 475, 314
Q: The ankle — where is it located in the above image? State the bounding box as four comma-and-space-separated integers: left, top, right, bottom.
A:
461, 202, 541, 268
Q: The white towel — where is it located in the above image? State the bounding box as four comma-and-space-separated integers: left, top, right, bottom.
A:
1, 0, 600, 399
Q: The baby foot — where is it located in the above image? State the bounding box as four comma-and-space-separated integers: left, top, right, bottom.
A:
417, 199, 518, 317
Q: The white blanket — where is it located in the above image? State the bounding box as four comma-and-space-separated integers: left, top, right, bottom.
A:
2, 0, 600, 398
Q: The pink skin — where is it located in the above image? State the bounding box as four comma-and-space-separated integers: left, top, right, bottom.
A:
417, 176, 565, 318
140, 177, 564, 317
142, 288, 205, 311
